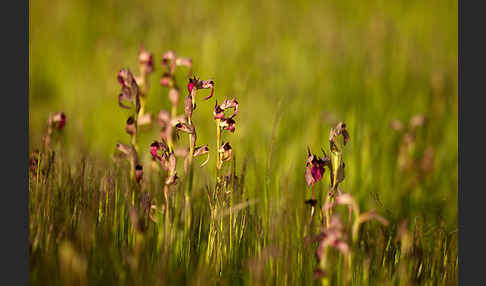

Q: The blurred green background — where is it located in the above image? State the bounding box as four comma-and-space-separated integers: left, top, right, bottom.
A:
30, 0, 457, 224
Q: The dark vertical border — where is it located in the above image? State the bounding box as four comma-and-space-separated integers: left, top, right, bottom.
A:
0, 0, 29, 284
459, 0, 486, 285
0, 0, 470, 284
458, 0, 462, 283
25, 0, 30, 282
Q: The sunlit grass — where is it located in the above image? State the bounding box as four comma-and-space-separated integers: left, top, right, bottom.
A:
29, 0, 457, 284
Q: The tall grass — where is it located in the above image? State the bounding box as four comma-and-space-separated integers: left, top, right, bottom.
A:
29, 0, 457, 284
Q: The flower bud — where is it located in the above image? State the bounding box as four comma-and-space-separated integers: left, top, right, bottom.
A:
187, 77, 214, 100
213, 101, 225, 119
175, 57, 192, 68
135, 165, 144, 183
175, 121, 194, 134
125, 116, 136, 135
220, 117, 236, 133
117, 69, 139, 109
138, 46, 154, 74
329, 121, 350, 151
161, 51, 176, 68
219, 142, 233, 162
165, 172, 178, 185
169, 87, 180, 106
116, 142, 132, 155
409, 114, 425, 130
219, 98, 238, 116
117, 68, 138, 90
160, 73, 173, 87
50, 112, 66, 130
184, 95, 193, 119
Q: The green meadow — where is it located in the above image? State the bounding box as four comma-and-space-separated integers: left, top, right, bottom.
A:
29, 0, 457, 284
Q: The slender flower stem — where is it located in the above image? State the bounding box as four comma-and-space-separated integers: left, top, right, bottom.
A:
325, 190, 332, 227
171, 104, 177, 120
309, 205, 315, 226
188, 116, 194, 162
167, 135, 174, 153
187, 124, 195, 199
138, 72, 148, 119
130, 96, 140, 181
189, 137, 194, 164
131, 96, 139, 152
216, 119, 221, 171
139, 96, 146, 120
131, 124, 138, 150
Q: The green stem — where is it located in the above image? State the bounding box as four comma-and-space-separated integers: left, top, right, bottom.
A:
325, 190, 334, 227
171, 103, 177, 121
139, 96, 146, 120
216, 119, 221, 171
167, 130, 174, 153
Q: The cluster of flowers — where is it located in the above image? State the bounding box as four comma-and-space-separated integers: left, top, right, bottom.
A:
29, 112, 67, 177
114, 47, 240, 214
213, 98, 238, 172
116, 66, 145, 183
304, 122, 388, 282
391, 115, 435, 184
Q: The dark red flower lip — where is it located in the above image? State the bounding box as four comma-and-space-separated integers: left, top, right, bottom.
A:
213, 101, 225, 119
56, 113, 66, 129
49, 112, 66, 130
188, 77, 197, 94
125, 116, 136, 135
160, 73, 172, 87
150, 141, 162, 161
58, 114, 66, 129
305, 148, 330, 187
221, 117, 236, 132
188, 81, 195, 94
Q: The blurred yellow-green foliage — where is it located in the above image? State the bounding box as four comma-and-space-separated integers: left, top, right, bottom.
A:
30, 0, 457, 220
29, 0, 457, 284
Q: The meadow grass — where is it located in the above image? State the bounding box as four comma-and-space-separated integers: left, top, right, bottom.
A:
29, 0, 457, 284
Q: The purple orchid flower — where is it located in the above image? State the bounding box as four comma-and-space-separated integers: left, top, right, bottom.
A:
305, 148, 331, 200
